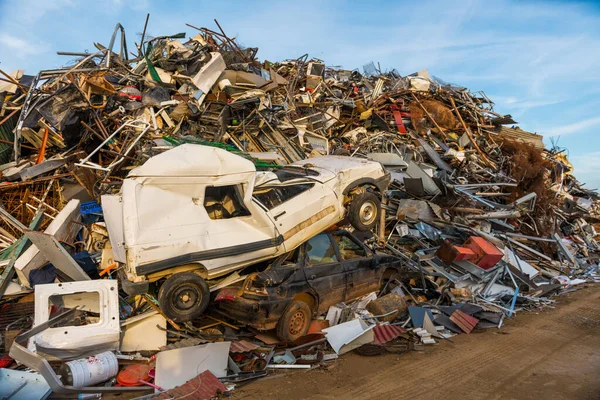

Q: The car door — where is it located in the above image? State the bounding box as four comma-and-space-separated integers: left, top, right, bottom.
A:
332, 232, 379, 302
301, 233, 347, 314
253, 181, 341, 252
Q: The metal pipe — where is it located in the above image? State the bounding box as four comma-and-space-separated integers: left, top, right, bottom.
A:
106, 23, 128, 68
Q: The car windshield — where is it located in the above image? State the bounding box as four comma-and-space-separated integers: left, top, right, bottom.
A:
253, 183, 314, 210
273, 166, 319, 182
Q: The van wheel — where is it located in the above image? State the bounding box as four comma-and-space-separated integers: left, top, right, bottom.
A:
276, 300, 311, 342
158, 272, 210, 322
348, 192, 380, 231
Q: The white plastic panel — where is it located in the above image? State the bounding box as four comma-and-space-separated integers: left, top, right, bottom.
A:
31, 281, 119, 359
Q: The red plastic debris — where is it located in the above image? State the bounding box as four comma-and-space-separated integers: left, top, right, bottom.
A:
116, 364, 151, 387
118, 86, 142, 101
464, 236, 504, 270
0, 354, 14, 368
215, 288, 238, 302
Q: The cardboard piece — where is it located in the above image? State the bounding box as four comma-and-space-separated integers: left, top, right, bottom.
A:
120, 313, 167, 352
155, 342, 231, 391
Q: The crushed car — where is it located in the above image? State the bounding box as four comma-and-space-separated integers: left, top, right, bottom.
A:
216, 230, 406, 341
104, 144, 390, 321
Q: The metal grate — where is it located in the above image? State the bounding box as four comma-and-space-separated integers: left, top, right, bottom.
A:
0, 301, 34, 353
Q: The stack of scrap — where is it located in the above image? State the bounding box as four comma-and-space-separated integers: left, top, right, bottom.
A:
0, 16, 599, 397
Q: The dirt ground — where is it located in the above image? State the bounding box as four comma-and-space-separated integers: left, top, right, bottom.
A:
233, 284, 600, 400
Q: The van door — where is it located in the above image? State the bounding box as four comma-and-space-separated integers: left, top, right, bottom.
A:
253, 182, 340, 252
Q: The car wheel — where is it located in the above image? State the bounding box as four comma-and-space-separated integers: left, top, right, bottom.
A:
158, 272, 210, 322
348, 192, 380, 231
276, 300, 312, 342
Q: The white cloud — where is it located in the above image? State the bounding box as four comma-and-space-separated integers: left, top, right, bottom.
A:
0, 0, 75, 25
569, 151, 600, 189
0, 33, 46, 59
544, 116, 600, 137
491, 95, 563, 111
571, 151, 600, 174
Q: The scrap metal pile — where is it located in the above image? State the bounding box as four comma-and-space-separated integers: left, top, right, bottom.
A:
1, 18, 599, 398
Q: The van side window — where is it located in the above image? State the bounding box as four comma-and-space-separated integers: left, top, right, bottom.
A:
253, 183, 314, 210
204, 185, 250, 220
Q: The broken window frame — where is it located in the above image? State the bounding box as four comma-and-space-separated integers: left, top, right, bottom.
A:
333, 232, 368, 260
203, 184, 251, 220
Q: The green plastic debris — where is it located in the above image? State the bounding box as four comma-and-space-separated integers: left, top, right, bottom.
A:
162, 135, 281, 170
144, 42, 162, 83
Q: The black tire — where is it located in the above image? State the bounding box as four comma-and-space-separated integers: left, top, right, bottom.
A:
158, 272, 210, 322
348, 191, 381, 231
276, 300, 312, 342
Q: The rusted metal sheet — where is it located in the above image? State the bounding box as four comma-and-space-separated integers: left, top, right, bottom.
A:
153, 370, 228, 400
229, 340, 260, 354
159, 338, 208, 351
450, 309, 479, 334
372, 324, 406, 345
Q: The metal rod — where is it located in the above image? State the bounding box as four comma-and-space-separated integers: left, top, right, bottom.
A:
139, 13, 150, 56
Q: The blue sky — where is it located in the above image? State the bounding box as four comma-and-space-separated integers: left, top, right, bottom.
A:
1, 0, 599, 188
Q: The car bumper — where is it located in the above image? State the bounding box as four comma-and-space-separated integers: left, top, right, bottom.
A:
118, 268, 149, 296
219, 293, 290, 331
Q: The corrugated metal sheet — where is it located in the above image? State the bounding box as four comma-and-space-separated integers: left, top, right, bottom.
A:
494, 126, 544, 150
372, 324, 406, 345
229, 340, 260, 353
154, 370, 228, 400
450, 309, 479, 334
